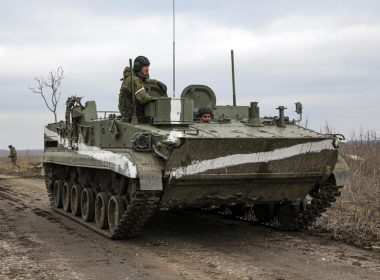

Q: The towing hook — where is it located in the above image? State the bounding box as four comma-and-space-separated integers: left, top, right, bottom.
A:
329, 134, 346, 148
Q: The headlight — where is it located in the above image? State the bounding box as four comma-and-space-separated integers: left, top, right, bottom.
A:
132, 133, 152, 151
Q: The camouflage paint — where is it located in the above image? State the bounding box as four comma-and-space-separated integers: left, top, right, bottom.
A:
170, 139, 334, 179
44, 127, 138, 178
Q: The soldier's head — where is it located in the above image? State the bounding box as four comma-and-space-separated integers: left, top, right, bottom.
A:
198, 106, 213, 123
133, 56, 150, 76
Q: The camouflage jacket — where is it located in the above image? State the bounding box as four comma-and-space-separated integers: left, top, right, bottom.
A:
120, 67, 154, 105
119, 67, 162, 120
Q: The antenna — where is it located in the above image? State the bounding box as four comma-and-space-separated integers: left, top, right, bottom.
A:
172, 0, 176, 98
231, 50, 237, 106
129, 58, 138, 124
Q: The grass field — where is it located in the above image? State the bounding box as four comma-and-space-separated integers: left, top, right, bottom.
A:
314, 138, 380, 248
0, 155, 42, 177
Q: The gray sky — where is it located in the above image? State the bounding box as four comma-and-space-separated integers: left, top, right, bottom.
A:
1, 0, 379, 149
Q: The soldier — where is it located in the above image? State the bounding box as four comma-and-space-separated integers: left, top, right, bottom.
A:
8, 145, 20, 169
198, 106, 213, 123
119, 56, 167, 121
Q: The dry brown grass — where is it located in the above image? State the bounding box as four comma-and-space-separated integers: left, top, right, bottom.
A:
314, 136, 380, 248
0, 156, 43, 177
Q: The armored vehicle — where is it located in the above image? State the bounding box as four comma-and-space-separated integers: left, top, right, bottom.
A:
43, 84, 351, 239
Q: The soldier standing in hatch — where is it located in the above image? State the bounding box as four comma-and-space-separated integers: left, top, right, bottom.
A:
119, 56, 167, 121
198, 106, 213, 123
8, 145, 20, 169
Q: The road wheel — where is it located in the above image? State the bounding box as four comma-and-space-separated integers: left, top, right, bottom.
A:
254, 204, 272, 223
95, 192, 110, 229
53, 180, 63, 208
70, 184, 82, 216
62, 182, 71, 212
81, 188, 95, 222
108, 196, 126, 235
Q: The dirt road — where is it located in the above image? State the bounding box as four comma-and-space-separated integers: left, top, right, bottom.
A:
0, 175, 379, 280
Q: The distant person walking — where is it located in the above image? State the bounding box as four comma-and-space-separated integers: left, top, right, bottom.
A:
8, 145, 20, 169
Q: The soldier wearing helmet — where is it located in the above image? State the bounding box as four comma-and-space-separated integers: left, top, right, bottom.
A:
119, 56, 167, 121
198, 106, 213, 123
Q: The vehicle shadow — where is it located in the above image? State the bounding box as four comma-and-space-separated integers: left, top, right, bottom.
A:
125, 210, 309, 253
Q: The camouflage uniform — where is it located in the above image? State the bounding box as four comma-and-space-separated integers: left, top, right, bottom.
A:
8, 145, 20, 169
119, 67, 156, 121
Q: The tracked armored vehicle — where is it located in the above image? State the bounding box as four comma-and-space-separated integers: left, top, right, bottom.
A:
43, 83, 351, 239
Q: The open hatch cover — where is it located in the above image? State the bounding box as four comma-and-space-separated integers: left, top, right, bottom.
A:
181, 85, 216, 112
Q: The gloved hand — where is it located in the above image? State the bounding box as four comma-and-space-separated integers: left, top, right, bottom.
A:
156, 81, 167, 94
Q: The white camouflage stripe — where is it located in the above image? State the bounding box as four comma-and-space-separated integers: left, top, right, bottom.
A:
170, 99, 182, 122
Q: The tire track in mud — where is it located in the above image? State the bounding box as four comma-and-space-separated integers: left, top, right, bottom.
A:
0, 182, 84, 237
0, 205, 84, 280
0, 177, 186, 280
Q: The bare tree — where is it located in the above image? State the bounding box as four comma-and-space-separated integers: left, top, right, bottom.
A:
29, 67, 64, 122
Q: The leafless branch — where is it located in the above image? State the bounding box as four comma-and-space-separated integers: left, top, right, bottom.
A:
28, 67, 64, 122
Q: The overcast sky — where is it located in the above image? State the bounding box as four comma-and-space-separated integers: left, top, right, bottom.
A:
0, 0, 379, 149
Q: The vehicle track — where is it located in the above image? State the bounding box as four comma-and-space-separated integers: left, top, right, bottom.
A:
44, 168, 160, 239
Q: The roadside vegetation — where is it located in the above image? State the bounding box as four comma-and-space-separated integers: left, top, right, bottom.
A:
314, 131, 380, 248
0, 156, 42, 177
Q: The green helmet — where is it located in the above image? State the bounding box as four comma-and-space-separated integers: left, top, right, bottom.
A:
133, 56, 150, 73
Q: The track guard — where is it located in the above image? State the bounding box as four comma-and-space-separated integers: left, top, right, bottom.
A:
332, 154, 352, 187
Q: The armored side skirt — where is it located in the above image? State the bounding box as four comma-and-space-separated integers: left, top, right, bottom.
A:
160, 173, 322, 208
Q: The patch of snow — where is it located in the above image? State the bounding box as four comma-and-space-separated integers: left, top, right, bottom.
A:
347, 154, 364, 161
